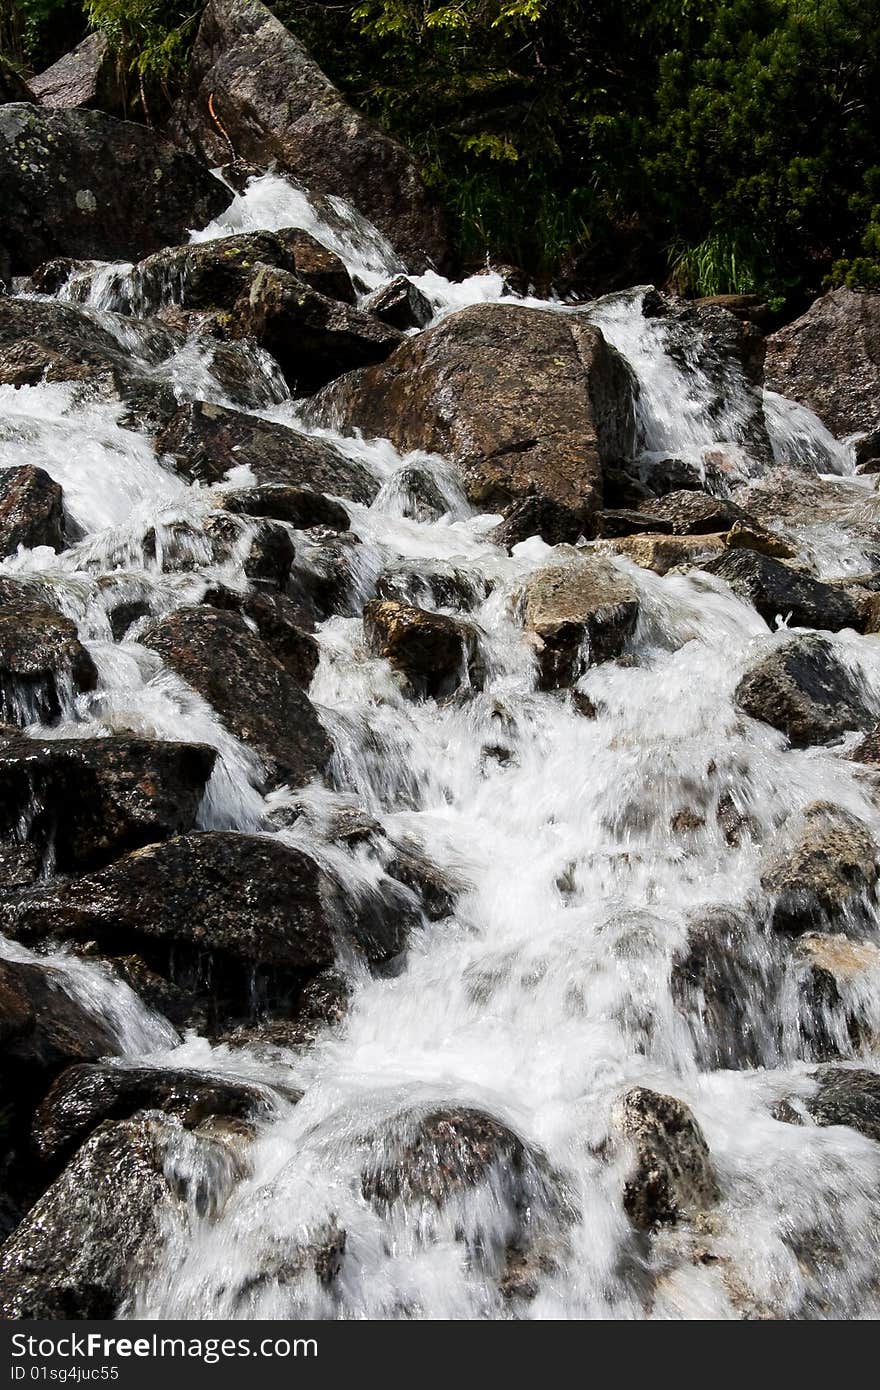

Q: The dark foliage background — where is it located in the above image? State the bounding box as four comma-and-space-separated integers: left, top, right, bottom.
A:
4, 0, 879, 306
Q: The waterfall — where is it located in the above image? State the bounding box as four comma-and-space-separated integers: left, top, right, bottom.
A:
4, 171, 880, 1322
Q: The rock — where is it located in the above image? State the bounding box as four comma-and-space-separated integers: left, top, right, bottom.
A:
849, 723, 880, 766
361, 1107, 536, 1208
615, 1087, 719, 1231
29, 33, 121, 113
0, 465, 64, 556
723, 518, 796, 560
638, 490, 748, 536
202, 587, 319, 686
765, 288, 880, 439
3, 832, 335, 975
762, 801, 879, 936
230, 264, 402, 395
156, 400, 377, 503
0, 955, 117, 1077
0, 297, 178, 431
0, 104, 231, 276
795, 933, 880, 1056
363, 275, 433, 331
0, 1114, 234, 1318
216, 482, 350, 532
33, 1062, 275, 1164
307, 305, 636, 542
141, 606, 331, 789
0, 576, 97, 725
118, 228, 355, 318
704, 549, 864, 632
363, 598, 481, 699
692, 293, 770, 326
597, 531, 726, 575
671, 909, 770, 1069
169, 0, 448, 271
521, 554, 639, 689
734, 635, 873, 747
219, 968, 352, 1050
203, 513, 295, 590
0, 735, 216, 872
804, 1068, 880, 1143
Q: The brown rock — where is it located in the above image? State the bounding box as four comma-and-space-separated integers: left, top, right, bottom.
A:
616, 1087, 720, 1231
363, 598, 481, 699
0, 465, 64, 556
762, 802, 879, 935
306, 304, 636, 543
765, 288, 880, 440
521, 553, 639, 688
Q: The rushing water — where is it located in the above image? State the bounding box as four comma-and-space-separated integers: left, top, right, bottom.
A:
4, 173, 880, 1320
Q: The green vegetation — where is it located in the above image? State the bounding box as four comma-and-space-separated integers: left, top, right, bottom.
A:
4, 0, 880, 305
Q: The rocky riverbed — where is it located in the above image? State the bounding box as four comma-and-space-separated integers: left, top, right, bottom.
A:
1, 0, 880, 1321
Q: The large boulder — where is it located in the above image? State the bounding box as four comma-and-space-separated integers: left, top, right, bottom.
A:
0, 577, 97, 725
307, 305, 636, 542
0, 465, 64, 557
705, 549, 865, 633
735, 635, 873, 747
116, 228, 355, 318
3, 832, 336, 976
0, 1114, 238, 1318
762, 802, 879, 936
363, 598, 481, 700
29, 33, 122, 113
33, 1062, 275, 1164
764, 288, 880, 440
0, 104, 231, 276
140, 606, 331, 789
229, 264, 402, 395
0, 955, 117, 1078
156, 399, 376, 503
520, 553, 639, 688
614, 1087, 720, 1231
0, 736, 216, 873
202, 586, 319, 686
169, 0, 448, 271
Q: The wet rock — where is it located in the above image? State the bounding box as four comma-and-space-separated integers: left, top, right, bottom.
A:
796, 933, 880, 1056
29, 33, 122, 114
0, 465, 64, 556
0, 735, 216, 872
363, 598, 481, 699
693, 293, 770, 326
762, 801, 879, 936
221, 969, 352, 1051
363, 275, 433, 331
0, 1114, 221, 1318
597, 531, 726, 575
170, 0, 448, 271
205, 512, 295, 590
704, 549, 864, 632
33, 1062, 275, 1164
216, 482, 350, 532
521, 554, 639, 688
765, 288, 880, 439
849, 723, 880, 766
230, 264, 402, 395
0, 576, 97, 725
120, 228, 355, 318
615, 1087, 720, 1231
671, 909, 771, 1070
638, 490, 748, 536
490, 496, 593, 549
734, 635, 872, 747
156, 400, 377, 503
141, 605, 331, 789
3, 832, 336, 975
203, 586, 319, 686
306, 305, 636, 542
723, 518, 796, 560
288, 532, 364, 622
0, 296, 179, 430
361, 1107, 535, 1208
0, 104, 231, 276
804, 1067, 880, 1143
0, 955, 117, 1078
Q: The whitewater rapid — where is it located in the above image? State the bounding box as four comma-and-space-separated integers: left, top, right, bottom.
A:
3, 172, 880, 1319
